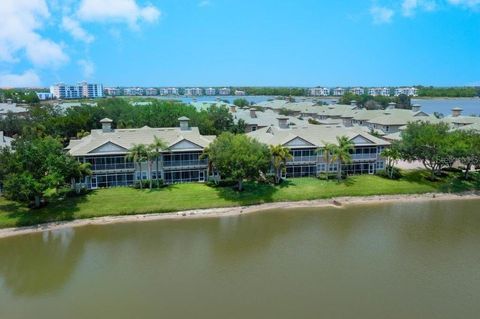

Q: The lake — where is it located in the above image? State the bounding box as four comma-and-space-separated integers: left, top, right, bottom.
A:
1, 199, 480, 319
149, 95, 480, 116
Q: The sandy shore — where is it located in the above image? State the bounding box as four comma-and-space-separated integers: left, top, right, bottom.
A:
0, 192, 479, 239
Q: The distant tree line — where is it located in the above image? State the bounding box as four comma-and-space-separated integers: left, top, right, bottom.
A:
339, 93, 412, 109
0, 89, 40, 104
0, 98, 246, 141
417, 86, 479, 98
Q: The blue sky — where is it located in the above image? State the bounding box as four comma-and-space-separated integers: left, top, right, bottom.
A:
0, 0, 479, 87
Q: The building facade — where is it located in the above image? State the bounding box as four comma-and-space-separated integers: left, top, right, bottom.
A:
368, 87, 391, 96
247, 123, 389, 178
184, 88, 203, 96
394, 87, 418, 96
159, 88, 179, 96
218, 88, 231, 95
145, 88, 158, 96
349, 87, 365, 95
333, 88, 346, 96
205, 88, 216, 95
66, 117, 215, 189
309, 87, 330, 96
50, 82, 104, 99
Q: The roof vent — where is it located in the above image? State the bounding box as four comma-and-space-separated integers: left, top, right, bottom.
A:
178, 116, 190, 130
100, 118, 113, 133
451, 107, 463, 117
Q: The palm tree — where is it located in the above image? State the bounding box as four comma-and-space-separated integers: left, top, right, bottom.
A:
126, 144, 148, 189
270, 145, 292, 184
381, 147, 401, 179
70, 162, 92, 193
332, 136, 354, 181
319, 143, 336, 181
149, 136, 167, 188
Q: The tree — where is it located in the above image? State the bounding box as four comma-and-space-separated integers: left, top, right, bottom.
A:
455, 131, 480, 179
203, 132, 270, 191
331, 136, 354, 181
0, 136, 89, 207
400, 122, 451, 179
381, 144, 401, 179
126, 144, 148, 189
233, 98, 249, 108
320, 143, 336, 180
149, 136, 167, 188
270, 145, 292, 184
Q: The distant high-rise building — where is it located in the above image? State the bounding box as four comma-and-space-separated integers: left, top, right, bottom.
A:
349, 87, 365, 95
333, 88, 346, 96
145, 88, 158, 96
309, 87, 330, 96
104, 87, 122, 96
50, 82, 103, 99
394, 87, 418, 97
368, 87, 391, 97
218, 87, 231, 95
159, 87, 179, 95
205, 88, 216, 95
184, 88, 203, 96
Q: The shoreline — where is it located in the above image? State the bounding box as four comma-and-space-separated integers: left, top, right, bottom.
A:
0, 192, 479, 239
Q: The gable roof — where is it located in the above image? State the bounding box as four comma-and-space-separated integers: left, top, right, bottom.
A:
67, 126, 215, 156
247, 124, 389, 148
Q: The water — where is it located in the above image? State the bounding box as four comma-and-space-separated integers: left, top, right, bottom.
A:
150, 95, 480, 116
1, 199, 480, 319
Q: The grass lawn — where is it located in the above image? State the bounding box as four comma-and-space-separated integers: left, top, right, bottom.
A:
0, 170, 478, 229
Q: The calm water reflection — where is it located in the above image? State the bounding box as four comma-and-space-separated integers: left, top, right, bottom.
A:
1, 199, 479, 319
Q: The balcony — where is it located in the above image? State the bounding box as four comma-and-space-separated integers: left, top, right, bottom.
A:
163, 159, 208, 169
351, 153, 378, 161
91, 163, 135, 172
287, 156, 319, 164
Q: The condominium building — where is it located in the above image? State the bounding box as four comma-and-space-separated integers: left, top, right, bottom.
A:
36, 92, 54, 100
218, 87, 231, 95
66, 117, 215, 189
247, 123, 389, 177
368, 87, 391, 96
159, 87, 179, 96
50, 82, 104, 99
145, 88, 158, 96
205, 88, 216, 95
349, 87, 365, 95
104, 88, 122, 96
309, 87, 330, 96
394, 87, 418, 97
234, 90, 246, 96
333, 88, 346, 96
184, 88, 203, 96
123, 87, 144, 96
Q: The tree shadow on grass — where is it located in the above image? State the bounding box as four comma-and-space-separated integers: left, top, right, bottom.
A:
3, 194, 89, 228
210, 181, 280, 206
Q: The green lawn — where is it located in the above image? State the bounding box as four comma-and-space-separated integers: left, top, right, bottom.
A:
0, 170, 478, 229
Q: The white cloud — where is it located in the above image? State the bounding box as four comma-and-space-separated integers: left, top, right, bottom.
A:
62, 16, 95, 43
0, 0, 68, 67
77, 0, 161, 28
78, 59, 95, 78
370, 6, 395, 24
0, 70, 41, 87
401, 0, 437, 16
447, 0, 480, 9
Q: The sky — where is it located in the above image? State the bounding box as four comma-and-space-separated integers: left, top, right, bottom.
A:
0, 0, 479, 88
